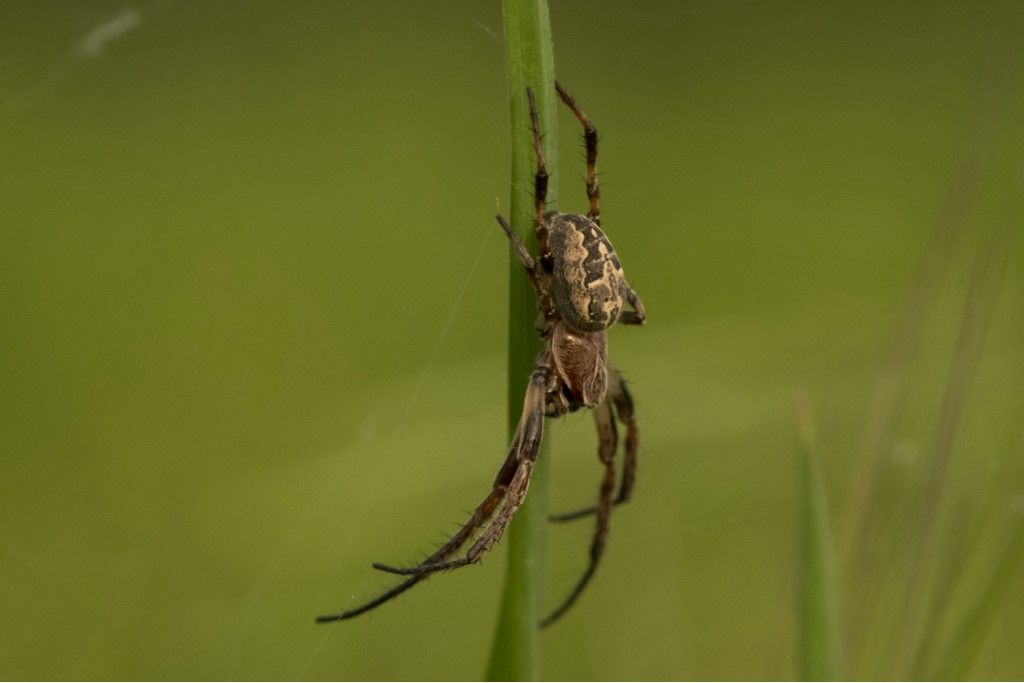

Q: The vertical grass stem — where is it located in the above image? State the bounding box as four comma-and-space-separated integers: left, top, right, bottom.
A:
484, 0, 558, 679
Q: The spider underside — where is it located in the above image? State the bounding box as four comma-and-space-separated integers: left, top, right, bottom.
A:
318, 82, 646, 628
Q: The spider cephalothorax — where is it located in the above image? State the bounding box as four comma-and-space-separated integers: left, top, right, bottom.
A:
318, 82, 646, 627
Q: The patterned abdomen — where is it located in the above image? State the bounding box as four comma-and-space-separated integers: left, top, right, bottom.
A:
547, 213, 624, 332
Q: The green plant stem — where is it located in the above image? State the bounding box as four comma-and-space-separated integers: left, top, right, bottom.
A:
484, 0, 557, 680
795, 397, 840, 681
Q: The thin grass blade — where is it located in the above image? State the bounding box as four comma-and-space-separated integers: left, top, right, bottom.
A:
484, 0, 558, 679
795, 397, 841, 681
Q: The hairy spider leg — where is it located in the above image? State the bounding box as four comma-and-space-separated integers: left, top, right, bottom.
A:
495, 215, 542, 295
617, 283, 647, 326
315, 464, 512, 621
541, 392, 618, 628
526, 87, 550, 262
609, 367, 639, 511
316, 390, 539, 621
496, 214, 557, 325
555, 81, 601, 225
373, 355, 553, 577
549, 365, 638, 523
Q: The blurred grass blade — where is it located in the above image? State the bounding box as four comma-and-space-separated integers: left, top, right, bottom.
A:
795, 397, 840, 681
484, 0, 557, 679
837, 25, 1021, 676
934, 512, 1024, 679
839, 26, 1017, 571
900, 220, 1014, 676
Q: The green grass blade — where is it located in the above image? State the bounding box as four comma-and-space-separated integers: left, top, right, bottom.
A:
901, 222, 1014, 677
795, 398, 841, 681
484, 0, 557, 679
933, 514, 1024, 679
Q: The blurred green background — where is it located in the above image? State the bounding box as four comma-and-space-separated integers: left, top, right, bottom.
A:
2, 0, 1023, 679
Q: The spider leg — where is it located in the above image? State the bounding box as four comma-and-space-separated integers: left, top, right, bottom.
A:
315, 575, 420, 622
317, 377, 544, 621
555, 81, 600, 225
371, 464, 520, 576
496, 214, 555, 333
375, 453, 537, 577
540, 395, 618, 627
496, 215, 543, 297
368, 448, 520, 577
373, 355, 551, 578
315, 462, 512, 621
609, 365, 639, 511
549, 364, 638, 523
616, 283, 647, 326
526, 87, 550, 260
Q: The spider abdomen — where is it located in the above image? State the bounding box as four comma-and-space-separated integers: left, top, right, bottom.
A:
547, 213, 624, 332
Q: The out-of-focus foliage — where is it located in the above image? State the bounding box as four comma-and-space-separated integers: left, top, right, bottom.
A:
1, 0, 1021, 679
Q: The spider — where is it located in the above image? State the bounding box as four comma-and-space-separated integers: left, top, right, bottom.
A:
317, 82, 646, 628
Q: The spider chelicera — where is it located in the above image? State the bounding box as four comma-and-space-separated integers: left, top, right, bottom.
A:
317, 82, 646, 628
